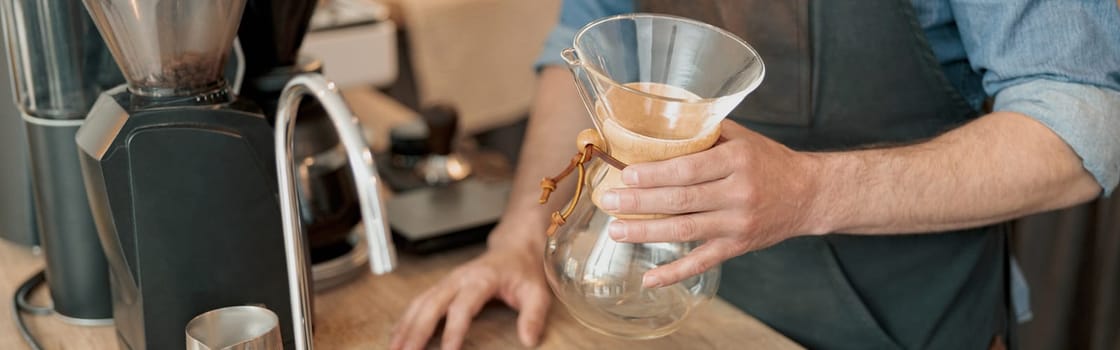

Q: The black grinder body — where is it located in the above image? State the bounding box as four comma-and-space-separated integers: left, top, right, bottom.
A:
76, 86, 293, 349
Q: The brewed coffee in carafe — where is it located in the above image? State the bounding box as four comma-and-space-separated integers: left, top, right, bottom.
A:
77, 0, 293, 348
541, 14, 764, 339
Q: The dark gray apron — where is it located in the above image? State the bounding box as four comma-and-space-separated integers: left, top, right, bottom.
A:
639, 1, 1012, 349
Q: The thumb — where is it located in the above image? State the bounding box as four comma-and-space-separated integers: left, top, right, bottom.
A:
515, 285, 551, 347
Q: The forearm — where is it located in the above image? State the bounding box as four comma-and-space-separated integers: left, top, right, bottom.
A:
489, 66, 594, 249
807, 111, 1101, 235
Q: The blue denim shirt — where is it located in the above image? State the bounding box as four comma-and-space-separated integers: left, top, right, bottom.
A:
537, 0, 1120, 196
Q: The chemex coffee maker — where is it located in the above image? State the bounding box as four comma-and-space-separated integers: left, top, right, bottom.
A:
237, 0, 369, 289
76, 0, 293, 348
541, 14, 764, 339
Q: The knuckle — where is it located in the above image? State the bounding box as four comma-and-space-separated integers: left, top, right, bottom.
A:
672, 216, 698, 241
712, 143, 731, 161
531, 285, 553, 302
627, 220, 648, 240
732, 187, 752, 205
415, 289, 437, 303
669, 189, 694, 211
745, 217, 762, 233
401, 301, 422, 316
451, 262, 480, 276
683, 258, 713, 277
620, 190, 642, 211
463, 276, 493, 290
458, 270, 494, 288
447, 300, 474, 317
675, 162, 698, 181
722, 147, 740, 167
727, 239, 752, 256
698, 256, 718, 273
519, 284, 551, 306
730, 216, 754, 234
638, 166, 661, 184
726, 144, 748, 168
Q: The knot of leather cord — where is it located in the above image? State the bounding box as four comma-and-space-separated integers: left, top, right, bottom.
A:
538, 131, 628, 237
539, 178, 557, 204
545, 212, 566, 237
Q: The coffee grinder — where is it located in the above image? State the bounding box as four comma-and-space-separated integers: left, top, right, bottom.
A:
0, 0, 122, 322
76, 0, 293, 348
237, 0, 368, 289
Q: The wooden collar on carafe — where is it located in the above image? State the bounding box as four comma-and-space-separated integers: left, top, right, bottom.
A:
539, 129, 628, 236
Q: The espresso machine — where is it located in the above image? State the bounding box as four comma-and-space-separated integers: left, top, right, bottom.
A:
76, 0, 292, 348
0, 0, 121, 322
237, 0, 367, 289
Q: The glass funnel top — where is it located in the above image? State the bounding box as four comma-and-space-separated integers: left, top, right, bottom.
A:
569, 13, 765, 141
82, 0, 246, 96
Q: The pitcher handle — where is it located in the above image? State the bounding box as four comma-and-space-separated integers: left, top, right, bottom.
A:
560, 48, 606, 149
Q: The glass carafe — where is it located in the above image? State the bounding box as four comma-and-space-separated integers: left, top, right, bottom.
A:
542, 14, 765, 339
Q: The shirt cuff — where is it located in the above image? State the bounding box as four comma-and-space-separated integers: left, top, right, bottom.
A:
534, 25, 579, 72
993, 79, 1120, 196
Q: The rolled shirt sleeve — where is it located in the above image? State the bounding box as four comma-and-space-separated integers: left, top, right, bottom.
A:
995, 80, 1120, 194
951, 0, 1120, 195
535, 0, 635, 69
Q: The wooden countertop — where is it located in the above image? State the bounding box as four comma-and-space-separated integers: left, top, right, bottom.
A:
0, 239, 800, 349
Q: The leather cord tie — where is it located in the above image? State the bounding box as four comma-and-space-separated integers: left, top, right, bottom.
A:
539, 129, 628, 236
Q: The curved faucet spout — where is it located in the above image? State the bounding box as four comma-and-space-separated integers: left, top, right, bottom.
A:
274, 74, 398, 350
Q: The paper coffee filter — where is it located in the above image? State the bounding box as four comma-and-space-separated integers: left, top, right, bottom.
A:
572, 13, 764, 141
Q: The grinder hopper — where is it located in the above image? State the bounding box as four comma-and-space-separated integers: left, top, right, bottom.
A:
83, 0, 245, 97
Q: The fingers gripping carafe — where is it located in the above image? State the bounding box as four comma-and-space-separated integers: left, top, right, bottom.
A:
540, 14, 765, 339
76, 0, 295, 348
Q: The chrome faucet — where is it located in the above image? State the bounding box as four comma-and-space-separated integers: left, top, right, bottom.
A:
274, 74, 398, 350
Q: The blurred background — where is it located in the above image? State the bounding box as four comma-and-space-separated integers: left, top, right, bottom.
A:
0, 0, 1115, 349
